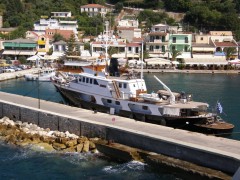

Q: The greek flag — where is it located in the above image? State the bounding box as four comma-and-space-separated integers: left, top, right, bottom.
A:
217, 102, 223, 114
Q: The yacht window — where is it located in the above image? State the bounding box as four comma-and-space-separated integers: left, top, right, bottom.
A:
94, 79, 98, 85
83, 77, 85, 83
115, 101, 120, 105
133, 84, 136, 87
86, 78, 89, 83
78, 76, 82, 82
90, 78, 92, 84
100, 84, 106, 88
142, 106, 148, 110
107, 99, 112, 103
119, 83, 122, 88
123, 83, 127, 88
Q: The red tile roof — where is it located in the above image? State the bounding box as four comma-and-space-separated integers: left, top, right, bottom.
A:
45, 29, 75, 40
117, 27, 135, 31
127, 43, 141, 47
92, 41, 126, 45
132, 37, 144, 42
214, 41, 237, 47
148, 32, 167, 36
81, 4, 106, 8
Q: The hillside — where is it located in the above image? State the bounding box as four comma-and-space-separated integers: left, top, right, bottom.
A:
1, 0, 240, 40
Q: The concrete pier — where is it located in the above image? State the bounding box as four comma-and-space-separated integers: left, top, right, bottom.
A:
0, 91, 239, 175
0, 68, 40, 81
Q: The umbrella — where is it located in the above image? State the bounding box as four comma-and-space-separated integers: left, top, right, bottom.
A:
27, 55, 45, 61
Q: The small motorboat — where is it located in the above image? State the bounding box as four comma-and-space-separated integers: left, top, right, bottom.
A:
25, 68, 56, 82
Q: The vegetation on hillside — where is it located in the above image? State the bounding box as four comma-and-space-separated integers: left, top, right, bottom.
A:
1, 0, 240, 40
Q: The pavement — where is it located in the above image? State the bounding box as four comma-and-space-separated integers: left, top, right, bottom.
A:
0, 91, 239, 161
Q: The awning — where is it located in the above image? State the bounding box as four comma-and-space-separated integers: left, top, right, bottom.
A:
228, 59, 240, 64
111, 53, 126, 58
3, 50, 36, 56
145, 58, 171, 65
185, 61, 228, 65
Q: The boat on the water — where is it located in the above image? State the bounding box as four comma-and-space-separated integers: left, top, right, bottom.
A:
193, 116, 234, 135
25, 68, 56, 82
51, 64, 234, 135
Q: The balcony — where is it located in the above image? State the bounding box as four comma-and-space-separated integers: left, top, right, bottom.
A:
38, 40, 46, 45
37, 49, 46, 52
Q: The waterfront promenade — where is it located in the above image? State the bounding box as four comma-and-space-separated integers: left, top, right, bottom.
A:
0, 91, 239, 175
134, 68, 240, 74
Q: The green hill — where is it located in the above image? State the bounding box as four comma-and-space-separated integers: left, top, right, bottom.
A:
1, 0, 240, 40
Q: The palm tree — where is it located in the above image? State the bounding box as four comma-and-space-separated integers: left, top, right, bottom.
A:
171, 49, 182, 61
223, 47, 237, 60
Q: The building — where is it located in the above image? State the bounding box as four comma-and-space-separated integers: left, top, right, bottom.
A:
2, 38, 37, 60
126, 43, 142, 59
51, 12, 72, 18
51, 40, 67, 58
45, 29, 76, 41
168, 33, 192, 59
34, 18, 78, 35
145, 24, 170, 58
118, 19, 139, 28
37, 34, 50, 56
80, 4, 109, 17
116, 27, 141, 42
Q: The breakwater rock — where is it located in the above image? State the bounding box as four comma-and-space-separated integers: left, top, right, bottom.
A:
0, 116, 97, 153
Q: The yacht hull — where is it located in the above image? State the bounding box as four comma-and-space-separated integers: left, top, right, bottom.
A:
54, 83, 209, 129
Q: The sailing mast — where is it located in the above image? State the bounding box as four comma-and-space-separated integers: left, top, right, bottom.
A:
141, 40, 143, 80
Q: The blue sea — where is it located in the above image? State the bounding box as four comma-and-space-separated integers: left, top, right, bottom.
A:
0, 73, 239, 179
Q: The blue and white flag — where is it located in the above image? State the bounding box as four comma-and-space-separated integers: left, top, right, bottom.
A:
216, 102, 223, 114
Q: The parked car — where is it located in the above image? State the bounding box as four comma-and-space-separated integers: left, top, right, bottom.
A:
10, 66, 22, 71
3, 68, 15, 72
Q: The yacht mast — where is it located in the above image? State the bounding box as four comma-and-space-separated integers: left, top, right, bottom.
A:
141, 40, 143, 80
105, 21, 109, 65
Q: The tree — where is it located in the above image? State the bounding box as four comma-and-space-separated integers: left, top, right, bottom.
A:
84, 42, 90, 51
171, 49, 182, 61
53, 33, 65, 42
66, 34, 76, 56
108, 46, 118, 58
115, 2, 123, 13
223, 47, 237, 60
19, 56, 27, 64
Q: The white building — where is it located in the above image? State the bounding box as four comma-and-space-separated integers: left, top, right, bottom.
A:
51, 12, 72, 18
34, 18, 78, 33
118, 19, 139, 28
80, 4, 109, 17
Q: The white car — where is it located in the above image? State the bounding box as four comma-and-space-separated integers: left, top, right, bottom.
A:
4, 68, 15, 72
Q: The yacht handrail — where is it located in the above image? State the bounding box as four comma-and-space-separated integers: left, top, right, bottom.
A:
154, 75, 175, 104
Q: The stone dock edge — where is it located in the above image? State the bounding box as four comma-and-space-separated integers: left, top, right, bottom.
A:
0, 96, 239, 179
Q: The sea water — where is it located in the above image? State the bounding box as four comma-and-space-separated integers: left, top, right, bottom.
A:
0, 73, 239, 179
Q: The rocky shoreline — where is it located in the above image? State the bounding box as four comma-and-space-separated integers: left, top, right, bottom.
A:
0, 116, 97, 153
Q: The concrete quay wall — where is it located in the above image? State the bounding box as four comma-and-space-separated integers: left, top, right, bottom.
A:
0, 101, 239, 175
0, 68, 40, 81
